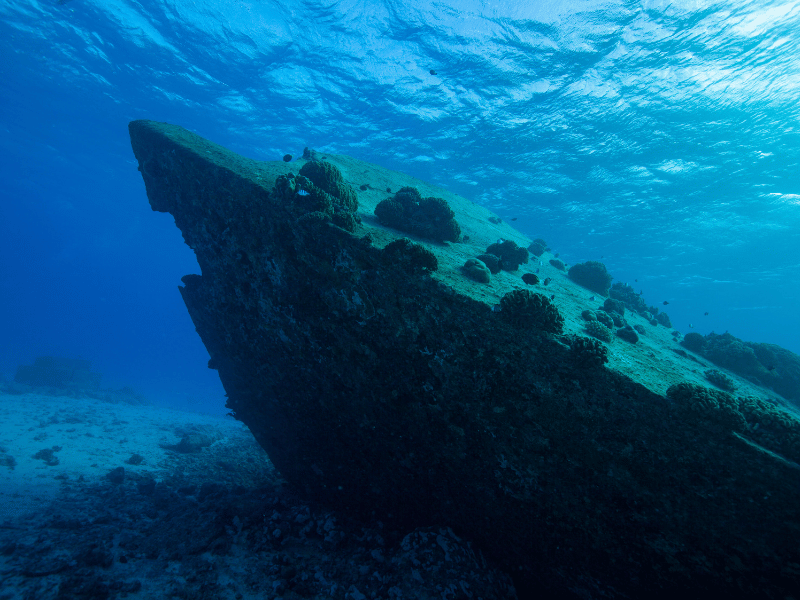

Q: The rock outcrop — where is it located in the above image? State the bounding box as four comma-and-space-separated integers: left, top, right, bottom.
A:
15, 356, 102, 391
129, 120, 800, 599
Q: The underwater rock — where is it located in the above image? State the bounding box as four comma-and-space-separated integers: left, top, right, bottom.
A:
498, 289, 564, 334
548, 258, 566, 271
667, 383, 746, 433
527, 238, 548, 257
106, 466, 126, 485
609, 282, 648, 314
616, 325, 639, 344
462, 258, 491, 283
703, 332, 762, 375
681, 331, 800, 401
0, 452, 16, 470
567, 261, 612, 296
162, 432, 216, 454
608, 311, 625, 327
584, 319, 612, 342
476, 253, 501, 274
485, 240, 528, 271
14, 356, 102, 391
299, 161, 358, 212
274, 170, 361, 233
375, 186, 461, 243
738, 395, 800, 464
302, 147, 322, 161
602, 298, 625, 316
33, 446, 61, 466
569, 335, 609, 367
704, 368, 737, 392
125, 453, 145, 466
129, 120, 800, 599
595, 310, 614, 329
681, 332, 706, 352
382, 238, 438, 274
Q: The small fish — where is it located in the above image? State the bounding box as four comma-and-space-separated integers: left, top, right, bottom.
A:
689, 323, 694, 328
429, 69, 437, 75
635, 279, 638, 282
589, 296, 595, 301
767, 365, 776, 371
297, 189, 310, 197
543, 277, 551, 286
550, 294, 555, 300
704, 312, 709, 316
282, 154, 292, 162
663, 300, 669, 305
511, 217, 517, 221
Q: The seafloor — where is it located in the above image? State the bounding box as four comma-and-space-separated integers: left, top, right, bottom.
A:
0, 389, 515, 599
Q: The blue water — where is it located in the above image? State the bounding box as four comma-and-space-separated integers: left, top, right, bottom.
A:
1, 0, 799, 414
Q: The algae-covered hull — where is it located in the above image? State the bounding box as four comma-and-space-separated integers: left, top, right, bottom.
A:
129, 120, 800, 598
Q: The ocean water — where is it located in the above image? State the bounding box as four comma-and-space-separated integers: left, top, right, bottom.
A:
1, 0, 799, 414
